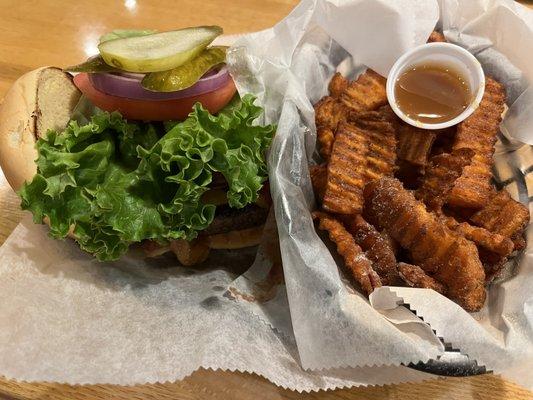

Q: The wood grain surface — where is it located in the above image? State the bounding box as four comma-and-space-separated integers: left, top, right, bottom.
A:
0, 1, 531, 399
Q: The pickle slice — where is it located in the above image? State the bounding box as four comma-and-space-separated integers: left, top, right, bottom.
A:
65, 55, 121, 73
98, 26, 223, 73
142, 46, 227, 92
99, 29, 157, 44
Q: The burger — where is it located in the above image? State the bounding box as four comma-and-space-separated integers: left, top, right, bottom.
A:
0, 27, 275, 265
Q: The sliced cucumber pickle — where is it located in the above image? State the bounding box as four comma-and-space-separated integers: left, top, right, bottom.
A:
142, 46, 227, 92
65, 55, 121, 73
99, 29, 157, 44
98, 26, 223, 73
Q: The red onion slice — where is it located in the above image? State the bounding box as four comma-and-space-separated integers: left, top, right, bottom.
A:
89, 66, 231, 101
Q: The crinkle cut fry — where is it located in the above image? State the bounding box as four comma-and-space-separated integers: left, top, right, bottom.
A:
314, 96, 347, 130
364, 177, 486, 311
398, 262, 446, 294
343, 214, 400, 286
323, 114, 397, 214
317, 128, 335, 160
340, 69, 388, 113
442, 215, 514, 257
313, 211, 381, 295
328, 72, 348, 98
470, 190, 529, 250
314, 96, 348, 160
444, 216, 509, 282
375, 105, 403, 137
350, 105, 399, 127
314, 70, 387, 160
416, 149, 474, 212
447, 78, 506, 209
396, 124, 437, 166
309, 163, 327, 203
322, 121, 367, 214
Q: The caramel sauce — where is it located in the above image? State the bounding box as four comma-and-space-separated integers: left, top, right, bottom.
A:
394, 63, 472, 124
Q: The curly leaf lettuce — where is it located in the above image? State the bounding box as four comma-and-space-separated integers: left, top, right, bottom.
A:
19, 95, 274, 261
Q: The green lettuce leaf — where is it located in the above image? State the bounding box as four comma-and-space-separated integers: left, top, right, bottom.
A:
19, 95, 274, 261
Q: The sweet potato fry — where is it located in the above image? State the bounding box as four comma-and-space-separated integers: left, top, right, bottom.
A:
340, 69, 388, 112
396, 124, 437, 166
364, 177, 486, 311
317, 128, 335, 160
397, 262, 446, 294
350, 105, 399, 126
314, 96, 348, 160
376, 105, 401, 129
343, 214, 400, 286
314, 96, 347, 130
313, 211, 381, 295
416, 149, 473, 211
470, 190, 529, 250
309, 163, 327, 203
447, 78, 506, 208
448, 154, 495, 209
328, 72, 348, 98
323, 113, 397, 214
314, 71, 388, 160
442, 215, 514, 257
322, 121, 369, 214
427, 31, 446, 43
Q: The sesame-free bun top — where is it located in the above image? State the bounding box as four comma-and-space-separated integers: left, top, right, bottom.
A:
0, 67, 81, 191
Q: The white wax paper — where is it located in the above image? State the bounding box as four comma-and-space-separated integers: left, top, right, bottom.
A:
0, 216, 436, 390
0, 0, 532, 392
227, 0, 533, 391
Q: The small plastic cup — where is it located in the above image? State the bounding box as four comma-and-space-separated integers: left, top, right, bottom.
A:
386, 42, 485, 130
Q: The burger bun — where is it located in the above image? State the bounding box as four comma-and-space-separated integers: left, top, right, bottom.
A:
0, 67, 81, 191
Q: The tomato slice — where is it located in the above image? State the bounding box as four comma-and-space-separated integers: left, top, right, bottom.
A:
73, 73, 237, 121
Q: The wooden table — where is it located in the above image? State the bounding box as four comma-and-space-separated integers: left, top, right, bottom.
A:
0, 1, 532, 399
